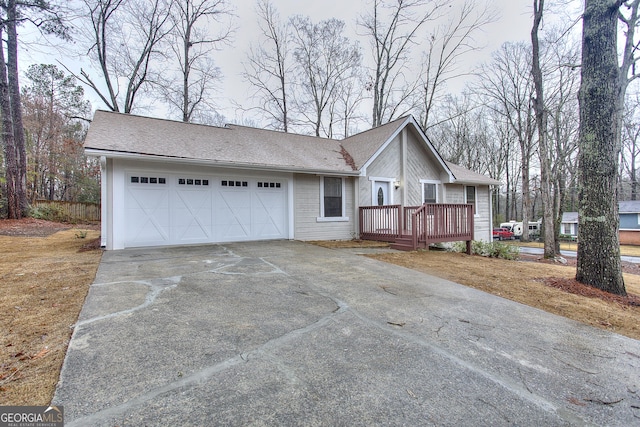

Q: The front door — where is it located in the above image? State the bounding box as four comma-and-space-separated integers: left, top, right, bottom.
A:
374, 181, 390, 206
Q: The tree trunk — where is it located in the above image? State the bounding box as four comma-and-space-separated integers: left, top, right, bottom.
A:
576, 0, 626, 295
7, 0, 28, 216
520, 142, 531, 241
531, 0, 556, 258
0, 26, 19, 219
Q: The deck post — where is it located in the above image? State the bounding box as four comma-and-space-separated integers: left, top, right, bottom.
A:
466, 240, 472, 255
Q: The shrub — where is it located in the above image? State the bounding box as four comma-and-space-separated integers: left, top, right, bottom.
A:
450, 240, 519, 260
29, 204, 65, 222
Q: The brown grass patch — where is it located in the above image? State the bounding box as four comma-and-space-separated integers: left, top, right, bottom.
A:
366, 250, 640, 340
0, 227, 102, 405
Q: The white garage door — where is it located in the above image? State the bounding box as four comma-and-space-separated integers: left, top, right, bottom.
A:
125, 173, 287, 248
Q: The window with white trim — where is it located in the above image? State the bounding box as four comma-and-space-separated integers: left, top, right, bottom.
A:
421, 180, 440, 204
318, 176, 348, 221
465, 186, 477, 215
324, 177, 342, 217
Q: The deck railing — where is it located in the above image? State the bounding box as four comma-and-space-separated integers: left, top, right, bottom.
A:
412, 203, 474, 248
359, 204, 403, 241
359, 203, 474, 251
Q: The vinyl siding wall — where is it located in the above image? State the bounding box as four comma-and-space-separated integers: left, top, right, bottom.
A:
443, 184, 491, 242
361, 129, 444, 206
405, 131, 444, 205
359, 133, 402, 206
294, 174, 356, 240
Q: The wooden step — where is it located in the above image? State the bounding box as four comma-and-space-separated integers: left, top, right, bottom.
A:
390, 236, 415, 251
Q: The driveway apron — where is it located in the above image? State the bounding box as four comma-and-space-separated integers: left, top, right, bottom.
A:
54, 241, 640, 426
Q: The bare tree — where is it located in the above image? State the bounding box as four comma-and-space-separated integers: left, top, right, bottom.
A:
359, 0, 443, 127
159, 0, 233, 123
531, 0, 559, 259
244, 0, 291, 132
418, 0, 496, 130
290, 16, 362, 138
543, 28, 581, 252
620, 94, 640, 200
576, 0, 626, 295
72, 0, 173, 113
479, 42, 537, 241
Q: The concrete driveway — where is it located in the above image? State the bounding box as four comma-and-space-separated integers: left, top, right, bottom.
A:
54, 241, 640, 426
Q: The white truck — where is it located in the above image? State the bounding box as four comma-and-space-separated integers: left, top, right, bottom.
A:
499, 221, 541, 238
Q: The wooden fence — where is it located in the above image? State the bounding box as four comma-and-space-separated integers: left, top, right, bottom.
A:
31, 200, 101, 222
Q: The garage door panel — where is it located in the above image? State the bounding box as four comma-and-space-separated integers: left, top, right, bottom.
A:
126, 187, 170, 246
171, 189, 212, 242
253, 191, 286, 238
217, 190, 252, 240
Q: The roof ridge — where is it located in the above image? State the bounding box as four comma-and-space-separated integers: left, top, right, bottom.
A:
93, 109, 232, 131
225, 123, 338, 142
342, 115, 410, 141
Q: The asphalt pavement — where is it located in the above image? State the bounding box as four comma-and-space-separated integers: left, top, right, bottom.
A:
54, 241, 640, 426
517, 246, 640, 263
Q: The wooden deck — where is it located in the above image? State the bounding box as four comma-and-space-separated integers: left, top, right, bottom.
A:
359, 204, 473, 253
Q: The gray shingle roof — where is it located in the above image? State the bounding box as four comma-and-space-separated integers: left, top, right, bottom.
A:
340, 116, 408, 169
619, 200, 640, 213
84, 110, 356, 174
84, 110, 502, 186
445, 162, 501, 185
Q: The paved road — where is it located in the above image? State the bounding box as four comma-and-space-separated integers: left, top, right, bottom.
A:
518, 246, 640, 264
54, 241, 640, 426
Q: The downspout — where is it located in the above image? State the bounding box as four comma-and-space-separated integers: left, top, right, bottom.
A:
100, 156, 107, 248
352, 175, 359, 238
489, 185, 495, 242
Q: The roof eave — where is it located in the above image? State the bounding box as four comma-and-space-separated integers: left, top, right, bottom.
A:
84, 148, 360, 177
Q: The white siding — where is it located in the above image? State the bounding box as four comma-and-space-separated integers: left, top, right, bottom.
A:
444, 184, 492, 242
406, 130, 442, 205
361, 134, 402, 206
444, 185, 464, 204
362, 129, 444, 207
294, 174, 356, 240
474, 186, 492, 242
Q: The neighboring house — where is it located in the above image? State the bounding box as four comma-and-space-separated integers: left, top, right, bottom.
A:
84, 111, 500, 250
561, 201, 640, 245
619, 200, 640, 245
560, 212, 579, 238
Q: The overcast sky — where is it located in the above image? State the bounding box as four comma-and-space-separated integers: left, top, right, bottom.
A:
19, 0, 581, 127
221, 0, 538, 124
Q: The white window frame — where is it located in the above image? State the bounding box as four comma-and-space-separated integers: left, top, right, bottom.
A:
420, 179, 440, 204
317, 176, 349, 222
465, 185, 478, 216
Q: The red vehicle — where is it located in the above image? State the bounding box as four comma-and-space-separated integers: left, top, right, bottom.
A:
493, 227, 515, 240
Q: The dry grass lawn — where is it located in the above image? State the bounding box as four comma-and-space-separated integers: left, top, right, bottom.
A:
0, 227, 101, 405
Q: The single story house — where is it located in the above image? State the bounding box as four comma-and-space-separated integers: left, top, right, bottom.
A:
561, 200, 640, 245
560, 212, 579, 238
84, 110, 501, 250
619, 200, 640, 245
